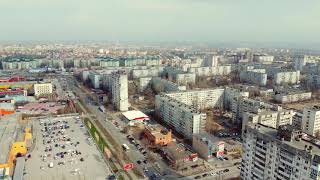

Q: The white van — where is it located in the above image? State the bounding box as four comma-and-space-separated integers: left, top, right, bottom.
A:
122, 144, 130, 151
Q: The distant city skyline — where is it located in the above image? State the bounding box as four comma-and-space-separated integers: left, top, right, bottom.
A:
1, 0, 320, 45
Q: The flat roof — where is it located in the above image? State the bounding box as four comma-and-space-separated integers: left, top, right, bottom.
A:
122, 110, 149, 121
13, 157, 25, 180
247, 123, 320, 156
0, 119, 25, 164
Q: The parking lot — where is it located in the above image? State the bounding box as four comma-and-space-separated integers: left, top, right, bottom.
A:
24, 115, 112, 180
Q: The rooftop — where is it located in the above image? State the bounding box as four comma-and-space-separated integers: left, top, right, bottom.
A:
122, 110, 149, 121
246, 123, 320, 156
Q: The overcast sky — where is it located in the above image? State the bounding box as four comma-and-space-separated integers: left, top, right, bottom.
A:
0, 0, 319, 44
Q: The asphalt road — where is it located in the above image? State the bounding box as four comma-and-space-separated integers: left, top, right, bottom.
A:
66, 76, 158, 179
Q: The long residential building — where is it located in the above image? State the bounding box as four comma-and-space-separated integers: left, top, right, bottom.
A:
165, 89, 225, 110
240, 69, 267, 86
241, 123, 320, 180
155, 94, 206, 139
187, 66, 232, 77
273, 71, 300, 85
274, 91, 312, 104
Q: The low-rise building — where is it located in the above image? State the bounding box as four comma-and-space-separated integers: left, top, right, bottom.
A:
192, 133, 225, 161
144, 125, 172, 146
161, 142, 200, 171
122, 110, 149, 125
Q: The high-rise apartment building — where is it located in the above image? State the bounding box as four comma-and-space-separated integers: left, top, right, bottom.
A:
241, 123, 320, 180
302, 106, 320, 136
155, 94, 206, 139
111, 70, 128, 111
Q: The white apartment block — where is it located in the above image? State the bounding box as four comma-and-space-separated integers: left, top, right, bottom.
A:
175, 73, 196, 85
294, 56, 307, 71
274, 71, 300, 85
165, 89, 225, 110
131, 67, 164, 78
242, 109, 294, 134
111, 70, 129, 111
88, 72, 102, 89
81, 70, 90, 81
34, 83, 53, 97
253, 54, 274, 64
99, 59, 120, 67
201, 55, 220, 67
188, 65, 232, 77
231, 98, 278, 123
274, 91, 312, 104
240, 70, 267, 86
292, 111, 303, 130
224, 87, 249, 110
151, 77, 186, 92
2, 60, 38, 70
138, 77, 153, 92
241, 123, 320, 180
294, 55, 320, 71
302, 106, 320, 136
155, 94, 206, 139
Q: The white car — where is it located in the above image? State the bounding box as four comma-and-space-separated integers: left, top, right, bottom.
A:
210, 172, 216, 176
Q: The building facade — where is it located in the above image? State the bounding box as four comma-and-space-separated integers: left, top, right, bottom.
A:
33, 83, 53, 97
241, 123, 320, 180
111, 71, 129, 111
155, 94, 206, 139
302, 106, 320, 136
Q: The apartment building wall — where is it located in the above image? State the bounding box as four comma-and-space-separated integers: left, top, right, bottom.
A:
274, 71, 300, 85
165, 89, 225, 110
34, 83, 53, 97
302, 106, 320, 136
111, 71, 129, 111
240, 70, 267, 86
274, 92, 312, 103
155, 94, 206, 139
241, 124, 320, 180
188, 66, 232, 77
